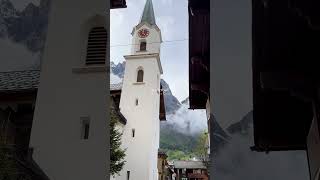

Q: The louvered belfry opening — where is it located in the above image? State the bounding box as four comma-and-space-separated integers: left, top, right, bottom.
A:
86, 27, 107, 65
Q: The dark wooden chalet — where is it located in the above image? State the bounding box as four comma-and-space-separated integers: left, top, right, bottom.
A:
252, 0, 320, 179
188, 0, 210, 110
0, 70, 49, 180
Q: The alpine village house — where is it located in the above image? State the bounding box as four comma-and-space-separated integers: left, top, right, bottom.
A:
0, 0, 135, 180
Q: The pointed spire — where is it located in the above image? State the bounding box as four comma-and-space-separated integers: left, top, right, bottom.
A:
140, 0, 156, 25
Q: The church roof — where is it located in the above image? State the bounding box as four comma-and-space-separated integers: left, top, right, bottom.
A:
173, 160, 206, 169
0, 70, 40, 93
0, 70, 122, 93
110, 83, 123, 91
140, 0, 156, 26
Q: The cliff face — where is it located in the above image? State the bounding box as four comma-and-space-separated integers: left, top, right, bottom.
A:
0, 0, 50, 53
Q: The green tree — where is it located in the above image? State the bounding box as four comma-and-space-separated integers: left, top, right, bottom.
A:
194, 130, 210, 169
0, 139, 18, 179
110, 99, 126, 177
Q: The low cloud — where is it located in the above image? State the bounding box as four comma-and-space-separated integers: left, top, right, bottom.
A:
156, 16, 175, 40
160, 0, 173, 6
166, 102, 207, 135
110, 10, 125, 29
0, 38, 40, 71
214, 115, 310, 180
110, 73, 122, 84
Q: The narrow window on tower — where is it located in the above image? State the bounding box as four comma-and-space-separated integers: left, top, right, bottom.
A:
140, 41, 147, 51
135, 98, 139, 106
81, 117, 90, 140
127, 171, 130, 180
137, 69, 144, 82
132, 129, 135, 137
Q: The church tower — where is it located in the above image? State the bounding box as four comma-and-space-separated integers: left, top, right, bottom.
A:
29, 0, 108, 180
116, 0, 163, 179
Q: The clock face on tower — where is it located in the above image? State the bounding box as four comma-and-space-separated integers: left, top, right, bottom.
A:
138, 28, 150, 38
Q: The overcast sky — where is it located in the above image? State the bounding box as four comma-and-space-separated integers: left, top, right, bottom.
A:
111, 0, 189, 102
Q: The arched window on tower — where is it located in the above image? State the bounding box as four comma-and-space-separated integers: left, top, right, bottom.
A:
137, 69, 144, 82
140, 41, 147, 51
86, 27, 107, 65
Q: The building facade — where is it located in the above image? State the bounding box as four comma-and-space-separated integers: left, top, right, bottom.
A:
172, 160, 208, 180
188, 0, 211, 173
0, 0, 127, 180
29, 0, 109, 178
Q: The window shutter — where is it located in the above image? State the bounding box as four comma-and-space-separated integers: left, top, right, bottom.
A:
86, 27, 107, 65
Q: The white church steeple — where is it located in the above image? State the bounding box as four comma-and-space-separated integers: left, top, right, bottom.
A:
113, 0, 163, 179
140, 0, 156, 25
131, 0, 162, 55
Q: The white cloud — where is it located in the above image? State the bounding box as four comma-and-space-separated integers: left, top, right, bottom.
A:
110, 10, 125, 29
110, 73, 122, 84
0, 38, 40, 71
214, 128, 309, 180
166, 102, 207, 135
156, 16, 175, 40
160, 0, 173, 6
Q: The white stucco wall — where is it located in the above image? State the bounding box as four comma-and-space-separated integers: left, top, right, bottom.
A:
29, 0, 108, 180
114, 23, 162, 180
131, 23, 162, 55
211, 0, 252, 129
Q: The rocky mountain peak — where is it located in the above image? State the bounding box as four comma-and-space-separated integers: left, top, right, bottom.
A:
0, 0, 49, 53
111, 61, 126, 78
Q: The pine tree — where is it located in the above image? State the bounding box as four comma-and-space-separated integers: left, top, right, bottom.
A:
0, 138, 19, 179
110, 99, 126, 177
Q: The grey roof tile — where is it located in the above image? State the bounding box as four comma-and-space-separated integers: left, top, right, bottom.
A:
173, 160, 206, 169
0, 70, 40, 92
0, 70, 123, 92
0, 70, 122, 92
110, 83, 123, 91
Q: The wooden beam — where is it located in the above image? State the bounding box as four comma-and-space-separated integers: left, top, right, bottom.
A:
191, 56, 209, 72
190, 83, 209, 95
111, 0, 127, 9
260, 72, 313, 90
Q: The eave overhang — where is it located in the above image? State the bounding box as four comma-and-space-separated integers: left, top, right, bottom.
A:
252, 0, 320, 152
188, 0, 210, 109
111, 0, 127, 9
